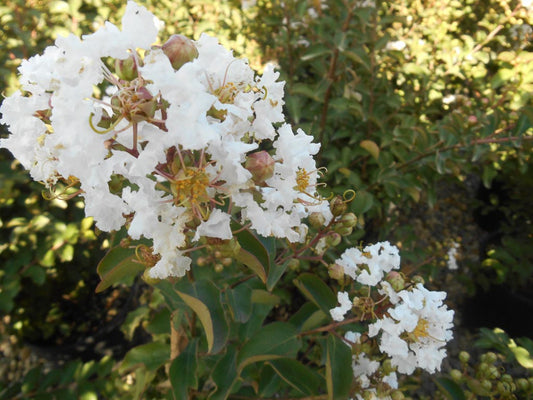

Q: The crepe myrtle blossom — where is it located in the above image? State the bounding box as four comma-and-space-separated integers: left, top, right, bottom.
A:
0, 1, 328, 279
335, 241, 401, 286
369, 283, 454, 374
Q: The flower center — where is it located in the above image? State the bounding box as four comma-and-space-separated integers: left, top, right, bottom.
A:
171, 167, 210, 207
412, 318, 430, 340
214, 82, 238, 104
295, 168, 310, 192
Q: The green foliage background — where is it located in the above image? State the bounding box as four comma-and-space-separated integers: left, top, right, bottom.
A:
1, 0, 532, 399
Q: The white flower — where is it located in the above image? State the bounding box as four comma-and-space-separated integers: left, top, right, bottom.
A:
330, 291, 352, 321
447, 242, 460, 270
193, 209, 232, 241
368, 283, 454, 374
385, 40, 406, 51
336, 241, 400, 286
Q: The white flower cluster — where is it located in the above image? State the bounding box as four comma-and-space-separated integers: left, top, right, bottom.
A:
0, 2, 327, 279
336, 241, 400, 286
330, 242, 454, 389
369, 283, 454, 374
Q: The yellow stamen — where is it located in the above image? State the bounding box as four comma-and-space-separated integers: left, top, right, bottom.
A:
295, 168, 310, 192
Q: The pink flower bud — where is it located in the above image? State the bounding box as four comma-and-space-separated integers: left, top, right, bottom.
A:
162, 34, 199, 70
245, 151, 275, 184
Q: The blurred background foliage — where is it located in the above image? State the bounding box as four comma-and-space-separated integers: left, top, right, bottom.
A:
0, 0, 532, 398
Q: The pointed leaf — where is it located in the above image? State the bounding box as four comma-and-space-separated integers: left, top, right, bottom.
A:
225, 283, 253, 323
170, 339, 199, 400
435, 377, 466, 400
235, 227, 271, 283
95, 245, 144, 293
209, 345, 238, 400
326, 335, 352, 400
176, 280, 229, 354
236, 248, 267, 284
237, 322, 300, 373
294, 273, 337, 316
119, 342, 169, 373
268, 358, 325, 395
266, 259, 289, 291
360, 139, 380, 160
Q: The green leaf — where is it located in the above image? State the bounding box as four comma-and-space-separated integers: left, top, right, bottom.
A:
226, 283, 253, 323
301, 44, 331, 61
360, 139, 380, 160
342, 49, 371, 71
293, 273, 337, 316
235, 248, 267, 284
170, 339, 199, 400
351, 190, 374, 215
237, 322, 300, 373
435, 377, 466, 400
289, 302, 329, 332
326, 335, 352, 400
209, 345, 238, 400
268, 358, 325, 395
95, 245, 144, 293
235, 227, 270, 283
266, 259, 289, 292
509, 342, 533, 369
176, 279, 229, 354
120, 342, 169, 373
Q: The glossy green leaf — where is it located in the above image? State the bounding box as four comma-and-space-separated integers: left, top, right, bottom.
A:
170, 339, 199, 400
294, 273, 337, 316
95, 245, 144, 293
237, 322, 300, 373
268, 358, 325, 395
225, 283, 253, 323
209, 345, 238, 400
435, 377, 466, 400
235, 227, 271, 283
235, 248, 267, 284
326, 335, 352, 400
119, 342, 169, 373
509, 342, 533, 369
266, 259, 289, 292
176, 279, 229, 354
289, 302, 329, 332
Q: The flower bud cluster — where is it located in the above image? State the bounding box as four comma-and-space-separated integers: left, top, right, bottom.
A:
449, 350, 533, 399
0, 1, 330, 279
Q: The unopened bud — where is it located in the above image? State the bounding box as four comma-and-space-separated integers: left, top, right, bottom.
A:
459, 351, 470, 364
335, 225, 353, 237
287, 258, 300, 271
326, 232, 342, 247
412, 275, 425, 285
450, 369, 462, 382
309, 212, 326, 228
328, 263, 344, 280
390, 391, 404, 400
516, 378, 529, 391
214, 263, 224, 273
385, 271, 405, 291
340, 212, 357, 228
467, 115, 478, 125
330, 196, 347, 217
162, 34, 199, 70
115, 55, 138, 81
245, 151, 275, 184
